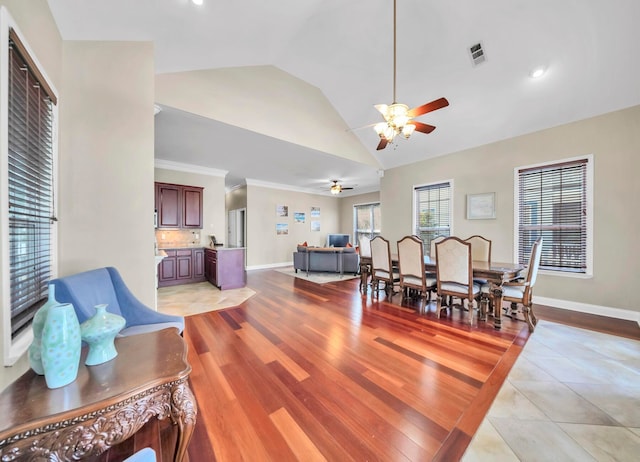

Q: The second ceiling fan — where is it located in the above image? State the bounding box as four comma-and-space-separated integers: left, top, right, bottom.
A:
372, 0, 449, 151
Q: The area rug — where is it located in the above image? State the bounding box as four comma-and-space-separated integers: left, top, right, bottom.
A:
276, 266, 359, 284
157, 282, 255, 317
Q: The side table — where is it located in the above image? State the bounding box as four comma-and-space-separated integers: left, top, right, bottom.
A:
0, 328, 196, 461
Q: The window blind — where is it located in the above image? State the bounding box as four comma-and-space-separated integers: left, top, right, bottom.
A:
518, 159, 587, 272
414, 182, 451, 255
8, 30, 55, 338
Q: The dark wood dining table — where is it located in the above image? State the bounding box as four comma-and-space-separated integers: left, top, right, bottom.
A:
382, 254, 526, 329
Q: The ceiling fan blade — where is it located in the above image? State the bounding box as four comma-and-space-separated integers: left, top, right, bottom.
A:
407, 97, 449, 118
413, 121, 436, 134
341, 187, 354, 190
376, 138, 389, 150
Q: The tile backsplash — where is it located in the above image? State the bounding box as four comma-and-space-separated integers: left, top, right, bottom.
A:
155, 229, 202, 248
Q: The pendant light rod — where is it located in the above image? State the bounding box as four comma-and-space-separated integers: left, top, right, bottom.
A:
393, 0, 397, 104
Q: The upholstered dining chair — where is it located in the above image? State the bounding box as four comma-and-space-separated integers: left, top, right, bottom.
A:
429, 235, 447, 257
464, 235, 492, 306
482, 237, 543, 332
396, 235, 436, 303
358, 235, 372, 292
435, 237, 482, 324
370, 236, 400, 297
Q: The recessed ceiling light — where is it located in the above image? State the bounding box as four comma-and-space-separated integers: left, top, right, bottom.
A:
529, 66, 547, 79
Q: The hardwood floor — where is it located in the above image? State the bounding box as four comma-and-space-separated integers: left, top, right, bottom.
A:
182, 269, 639, 461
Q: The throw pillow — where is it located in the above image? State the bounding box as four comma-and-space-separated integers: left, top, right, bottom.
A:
346, 242, 353, 248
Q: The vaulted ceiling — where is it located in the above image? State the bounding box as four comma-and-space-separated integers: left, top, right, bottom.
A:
48, 0, 640, 195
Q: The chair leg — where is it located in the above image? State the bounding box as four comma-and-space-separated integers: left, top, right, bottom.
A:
467, 299, 474, 325
436, 295, 445, 318
523, 303, 535, 332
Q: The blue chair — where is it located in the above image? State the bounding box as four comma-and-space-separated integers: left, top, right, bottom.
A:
124, 448, 157, 462
51, 267, 184, 336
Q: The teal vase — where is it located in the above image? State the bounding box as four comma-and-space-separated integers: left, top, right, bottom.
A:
28, 284, 59, 375
80, 304, 125, 366
41, 303, 82, 389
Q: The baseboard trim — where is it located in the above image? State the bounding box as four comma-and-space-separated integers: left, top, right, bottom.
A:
534, 296, 640, 325
247, 262, 292, 271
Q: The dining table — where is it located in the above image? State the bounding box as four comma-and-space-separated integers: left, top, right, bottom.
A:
382, 254, 526, 329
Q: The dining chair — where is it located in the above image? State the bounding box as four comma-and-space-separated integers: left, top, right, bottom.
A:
482, 237, 543, 331
358, 235, 372, 292
435, 237, 482, 324
396, 235, 436, 304
429, 235, 448, 257
464, 234, 492, 307
370, 236, 400, 297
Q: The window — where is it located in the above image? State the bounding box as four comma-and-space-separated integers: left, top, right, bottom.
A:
2, 19, 58, 364
414, 181, 452, 255
353, 202, 380, 246
516, 157, 591, 275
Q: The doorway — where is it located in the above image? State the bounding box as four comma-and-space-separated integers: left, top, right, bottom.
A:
227, 208, 246, 248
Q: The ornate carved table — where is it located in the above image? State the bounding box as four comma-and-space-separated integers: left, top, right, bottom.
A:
0, 328, 196, 461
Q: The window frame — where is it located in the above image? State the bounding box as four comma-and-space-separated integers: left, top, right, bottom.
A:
353, 201, 381, 246
1, 8, 59, 366
513, 155, 593, 278
412, 179, 454, 256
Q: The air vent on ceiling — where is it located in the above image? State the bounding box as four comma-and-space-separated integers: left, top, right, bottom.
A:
469, 42, 486, 66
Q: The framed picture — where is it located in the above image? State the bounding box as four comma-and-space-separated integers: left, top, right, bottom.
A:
310, 220, 320, 232
276, 205, 288, 217
294, 212, 305, 223
276, 223, 288, 235
310, 207, 320, 218
467, 192, 496, 220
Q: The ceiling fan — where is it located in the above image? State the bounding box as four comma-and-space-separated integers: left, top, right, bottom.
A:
329, 180, 354, 195
372, 0, 449, 151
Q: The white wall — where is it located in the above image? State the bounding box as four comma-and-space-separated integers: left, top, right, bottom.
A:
382, 105, 640, 318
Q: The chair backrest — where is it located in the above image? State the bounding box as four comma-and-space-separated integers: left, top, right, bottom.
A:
526, 237, 544, 288
370, 236, 392, 274
464, 235, 491, 262
430, 235, 447, 257
397, 235, 425, 281
435, 237, 473, 293
359, 235, 371, 258
51, 268, 122, 324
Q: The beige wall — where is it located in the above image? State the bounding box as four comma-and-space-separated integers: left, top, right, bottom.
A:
154, 168, 226, 246
58, 41, 155, 303
226, 186, 247, 212
246, 186, 340, 267
382, 105, 640, 316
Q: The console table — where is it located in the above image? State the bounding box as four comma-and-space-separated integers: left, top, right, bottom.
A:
0, 328, 196, 461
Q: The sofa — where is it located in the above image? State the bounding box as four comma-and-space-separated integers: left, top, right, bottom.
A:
293, 246, 359, 275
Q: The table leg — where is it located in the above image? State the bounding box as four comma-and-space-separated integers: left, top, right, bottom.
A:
491, 284, 505, 329
171, 381, 197, 462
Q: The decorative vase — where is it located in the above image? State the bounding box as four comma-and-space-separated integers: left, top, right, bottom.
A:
80, 304, 125, 366
28, 284, 60, 375
41, 303, 82, 389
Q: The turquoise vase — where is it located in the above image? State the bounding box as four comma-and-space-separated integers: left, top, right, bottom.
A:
28, 284, 59, 375
80, 304, 125, 366
41, 303, 82, 389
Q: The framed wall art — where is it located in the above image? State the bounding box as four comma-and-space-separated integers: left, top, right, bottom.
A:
467, 192, 496, 220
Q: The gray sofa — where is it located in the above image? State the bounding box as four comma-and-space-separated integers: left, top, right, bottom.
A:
293, 246, 359, 274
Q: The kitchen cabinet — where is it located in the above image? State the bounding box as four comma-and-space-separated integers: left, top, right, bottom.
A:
204, 247, 246, 290
158, 248, 206, 287
155, 182, 203, 229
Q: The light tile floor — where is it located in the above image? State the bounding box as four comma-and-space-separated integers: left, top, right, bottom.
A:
157, 282, 255, 317
463, 320, 640, 461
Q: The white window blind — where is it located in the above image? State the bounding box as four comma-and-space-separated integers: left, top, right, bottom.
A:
7, 29, 56, 339
517, 159, 588, 273
354, 203, 380, 246
414, 181, 451, 255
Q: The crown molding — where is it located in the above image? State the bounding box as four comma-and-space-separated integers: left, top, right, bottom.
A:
154, 159, 227, 177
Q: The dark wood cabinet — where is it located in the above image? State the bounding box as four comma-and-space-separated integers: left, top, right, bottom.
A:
204, 247, 246, 290
158, 248, 206, 287
193, 248, 205, 278
155, 182, 203, 229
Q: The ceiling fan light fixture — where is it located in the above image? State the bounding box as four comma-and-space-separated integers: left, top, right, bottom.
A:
330, 183, 341, 194
402, 123, 416, 138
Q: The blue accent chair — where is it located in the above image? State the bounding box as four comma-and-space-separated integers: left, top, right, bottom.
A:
124, 448, 157, 462
51, 267, 184, 336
